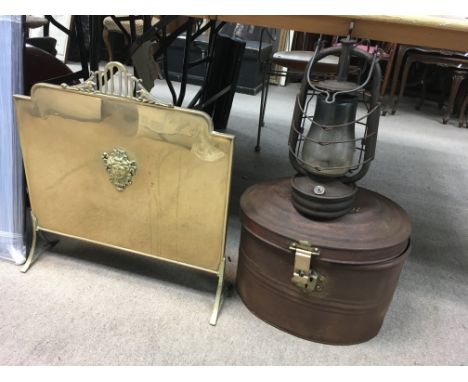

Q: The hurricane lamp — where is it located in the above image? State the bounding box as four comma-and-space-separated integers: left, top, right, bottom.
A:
289, 36, 382, 219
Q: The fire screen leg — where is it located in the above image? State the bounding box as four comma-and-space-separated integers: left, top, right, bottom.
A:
209, 257, 226, 326
20, 211, 38, 273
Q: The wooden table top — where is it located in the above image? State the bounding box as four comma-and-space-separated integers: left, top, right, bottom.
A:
206, 16, 468, 52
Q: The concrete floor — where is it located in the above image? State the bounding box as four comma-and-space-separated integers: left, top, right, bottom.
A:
0, 79, 467, 365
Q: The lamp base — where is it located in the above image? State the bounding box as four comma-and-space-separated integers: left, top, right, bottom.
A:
291, 175, 357, 220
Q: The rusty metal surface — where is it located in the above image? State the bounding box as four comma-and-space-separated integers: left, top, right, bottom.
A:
237, 179, 411, 344
241, 178, 411, 264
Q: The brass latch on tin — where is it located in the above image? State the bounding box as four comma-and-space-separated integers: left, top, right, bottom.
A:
289, 240, 324, 292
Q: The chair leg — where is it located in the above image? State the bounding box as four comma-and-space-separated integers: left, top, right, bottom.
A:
261, 77, 271, 125
255, 86, 265, 152
416, 65, 429, 111
256, 64, 271, 152
380, 43, 397, 98
438, 70, 447, 110
389, 45, 409, 115
459, 92, 468, 128
392, 56, 415, 115
443, 70, 465, 125
380, 43, 397, 116
102, 27, 113, 61
259, 63, 271, 127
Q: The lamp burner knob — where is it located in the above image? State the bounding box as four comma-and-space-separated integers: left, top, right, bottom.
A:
313, 185, 326, 195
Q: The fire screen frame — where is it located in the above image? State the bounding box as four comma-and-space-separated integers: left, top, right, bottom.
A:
14, 62, 234, 325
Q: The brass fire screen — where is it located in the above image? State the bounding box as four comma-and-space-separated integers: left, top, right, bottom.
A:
14, 62, 234, 325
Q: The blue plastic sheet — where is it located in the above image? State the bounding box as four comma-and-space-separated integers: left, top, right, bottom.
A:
0, 16, 25, 264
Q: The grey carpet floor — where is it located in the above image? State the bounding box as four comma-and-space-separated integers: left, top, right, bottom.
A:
1, 79, 467, 365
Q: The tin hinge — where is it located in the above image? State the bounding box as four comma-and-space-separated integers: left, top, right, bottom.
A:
289, 240, 324, 293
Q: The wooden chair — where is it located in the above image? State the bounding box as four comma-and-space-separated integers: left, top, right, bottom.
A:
386, 45, 468, 116
393, 51, 468, 124
255, 33, 339, 151
102, 16, 159, 61
24, 15, 57, 56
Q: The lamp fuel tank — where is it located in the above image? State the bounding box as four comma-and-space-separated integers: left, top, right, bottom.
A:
236, 178, 411, 345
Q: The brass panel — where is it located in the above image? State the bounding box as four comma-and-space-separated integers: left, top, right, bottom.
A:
15, 83, 233, 272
